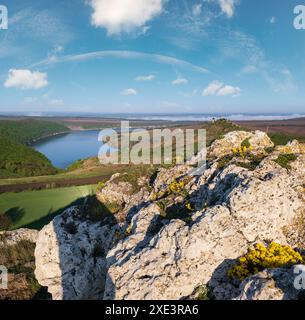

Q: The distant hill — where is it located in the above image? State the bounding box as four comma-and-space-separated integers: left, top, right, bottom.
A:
0, 119, 69, 145
0, 137, 58, 178
0, 119, 69, 178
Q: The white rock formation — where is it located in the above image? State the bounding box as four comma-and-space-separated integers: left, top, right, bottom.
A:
103, 152, 304, 300
208, 130, 274, 159
34, 206, 119, 300
34, 131, 305, 300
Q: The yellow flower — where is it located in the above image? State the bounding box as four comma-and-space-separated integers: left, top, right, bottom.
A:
228, 242, 304, 282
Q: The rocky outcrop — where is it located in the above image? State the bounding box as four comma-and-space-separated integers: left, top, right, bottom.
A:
236, 266, 305, 300
104, 153, 304, 300
33, 131, 305, 300
96, 173, 133, 206
0, 228, 38, 246
208, 130, 273, 159
34, 206, 120, 300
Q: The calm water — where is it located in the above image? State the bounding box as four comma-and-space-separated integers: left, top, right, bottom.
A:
33, 130, 111, 169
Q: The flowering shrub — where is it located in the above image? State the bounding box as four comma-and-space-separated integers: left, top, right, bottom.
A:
168, 180, 185, 194
228, 242, 304, 281
232, 144, 253, 158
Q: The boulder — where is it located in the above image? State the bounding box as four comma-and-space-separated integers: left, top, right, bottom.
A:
34, 206, 119, 300
208, 130, 273, 159
96, 174, 133, 207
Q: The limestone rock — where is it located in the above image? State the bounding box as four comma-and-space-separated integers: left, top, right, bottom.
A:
276, 140, 305, 155
96, 174, 133, 206
34, 206, 119, 300
104, 144, 304, 300
208, 130, 273, 159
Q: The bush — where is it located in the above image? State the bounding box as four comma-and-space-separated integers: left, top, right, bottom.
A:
274, 153, 298, 170
0, 214, 12, 231
228, 242, 304, 281
241, 138, 251, 149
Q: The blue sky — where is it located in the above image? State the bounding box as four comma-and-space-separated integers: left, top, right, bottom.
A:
0, 0, 305, 115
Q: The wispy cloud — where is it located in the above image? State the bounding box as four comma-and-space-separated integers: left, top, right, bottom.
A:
29, 50, 209, 74
121, 88, 137, 96
241, 65, 258, 75
135, 74, 155, 81
212, 28, 296, 94
172, 77, 188, 85
192, 4, 202, 17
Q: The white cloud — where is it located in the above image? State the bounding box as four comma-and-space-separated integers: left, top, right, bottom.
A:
217, 85, 241, 96
172, 77, 188, 85
4, 69, 48, 89
121, 88, 137, 96
192, 4, 202, 17
218, 0, 237, 18
270, 16, 276, 24
88, 0, 164, 35
135, 74, 155, 81
202, 80, 241, 97
202, 80, 223, 96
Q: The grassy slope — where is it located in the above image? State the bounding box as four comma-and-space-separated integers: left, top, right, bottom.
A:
0, 185, 95, 230
0, 119, 69, 144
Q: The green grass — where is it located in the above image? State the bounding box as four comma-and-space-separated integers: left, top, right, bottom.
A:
269, 132, 305, 146
0, 185, 96, 230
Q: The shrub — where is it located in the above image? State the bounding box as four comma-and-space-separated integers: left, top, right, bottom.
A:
0, 213, 12, 231
96, 181, 106, 192
217, 154, 234, 170
0, 239, 50, 300
196, 285, 212, 300
236, 154, 266, 171
241, 138, 251, 149
228, 242, 304, 282
274, 153, 298, 170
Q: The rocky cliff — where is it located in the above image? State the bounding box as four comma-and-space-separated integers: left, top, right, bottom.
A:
33, 130, 305, 300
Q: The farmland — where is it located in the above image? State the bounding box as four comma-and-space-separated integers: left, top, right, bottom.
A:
0, 185, 96, 230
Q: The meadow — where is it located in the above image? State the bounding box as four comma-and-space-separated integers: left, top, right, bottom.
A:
0, 185, 96, 230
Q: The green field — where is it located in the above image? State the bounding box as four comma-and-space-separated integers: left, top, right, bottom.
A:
0, 185, 96, 230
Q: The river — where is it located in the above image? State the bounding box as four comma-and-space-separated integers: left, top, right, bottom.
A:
32, 130, 110, 169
